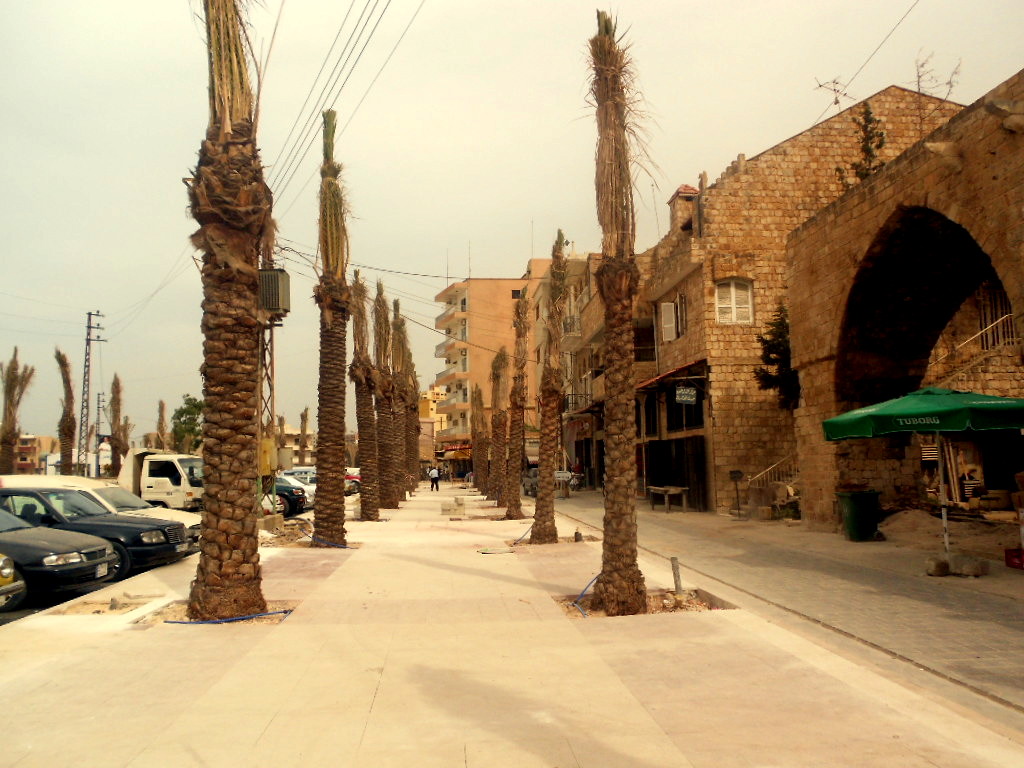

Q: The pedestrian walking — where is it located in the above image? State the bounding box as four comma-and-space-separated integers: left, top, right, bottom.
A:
428, 465, 440, 491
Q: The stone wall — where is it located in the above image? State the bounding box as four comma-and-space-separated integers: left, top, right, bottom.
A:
789, 69, 1024, 529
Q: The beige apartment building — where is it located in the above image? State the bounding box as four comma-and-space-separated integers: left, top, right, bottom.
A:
433, 261, 550, 474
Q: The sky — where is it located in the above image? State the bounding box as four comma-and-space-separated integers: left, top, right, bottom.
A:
2, 0, 1022, 442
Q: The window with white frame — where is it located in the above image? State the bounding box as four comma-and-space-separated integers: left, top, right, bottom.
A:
715, 279, 753, 324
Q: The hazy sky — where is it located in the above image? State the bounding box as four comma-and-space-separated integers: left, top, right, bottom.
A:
2, 0, 1022, 442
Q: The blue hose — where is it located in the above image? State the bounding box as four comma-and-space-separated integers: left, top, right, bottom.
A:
166, 609, 293, 625
571, 573, 599, 618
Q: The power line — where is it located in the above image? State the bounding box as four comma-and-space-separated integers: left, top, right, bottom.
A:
812, 0, 923, 124
274, 0, 426, 219
271, 0, 392, 200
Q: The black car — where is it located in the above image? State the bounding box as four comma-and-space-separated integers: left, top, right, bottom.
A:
0, 508, 116, 611
0, 488, 192, 581
274, 479, 307, 517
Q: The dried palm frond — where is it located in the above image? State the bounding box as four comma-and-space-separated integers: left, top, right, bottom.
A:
373, 281, 391, 371
350, 271, 370, 359
489, 348, 509, 412
318, 110, 349, 284
204, 0, 254, 133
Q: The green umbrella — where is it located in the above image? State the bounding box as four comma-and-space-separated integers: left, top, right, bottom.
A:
823, 387, 1024, 441
822, 387, 1024, 555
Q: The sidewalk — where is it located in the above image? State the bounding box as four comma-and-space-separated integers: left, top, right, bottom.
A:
552, 489, 1024, 715
2, 484, 1023, 767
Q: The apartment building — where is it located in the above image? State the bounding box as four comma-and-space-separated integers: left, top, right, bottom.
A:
433, 262, 550, 469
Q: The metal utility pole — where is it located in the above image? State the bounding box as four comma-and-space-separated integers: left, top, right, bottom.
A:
95, 391, 106, 477
77, 311, 104, 475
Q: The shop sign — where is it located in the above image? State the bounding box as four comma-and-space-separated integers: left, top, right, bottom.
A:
675, 386, 697, 404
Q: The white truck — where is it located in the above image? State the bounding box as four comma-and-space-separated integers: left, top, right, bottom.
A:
117, 449, 204, 511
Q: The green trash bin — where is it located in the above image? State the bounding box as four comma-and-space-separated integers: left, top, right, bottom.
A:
836, 490, 881, 541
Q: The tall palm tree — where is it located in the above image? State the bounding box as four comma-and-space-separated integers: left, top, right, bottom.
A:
0, 349, 36, 475
392, 303, 420, 494
298, 406, 310, 465
470, 384, 488, 493
186, 0, 272, 620
54, 348, 76, 476
313, 109, 351, 548
374, 281, 400, 508
487, 348, 509, 505
349, 272, 379, 520
109, 374, 129, 477
504, 294, 529, 520
589, 11, 646, 615
156, 400, 169, 450
532, 231, 568, 544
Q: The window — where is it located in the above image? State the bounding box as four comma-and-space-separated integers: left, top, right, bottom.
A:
716, 279, 753, 324
659, 294, 688, 341
511, 289, 522, 299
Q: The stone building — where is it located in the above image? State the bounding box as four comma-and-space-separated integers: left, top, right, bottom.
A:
633, 86, 961, 513
789, 70, 1024, 529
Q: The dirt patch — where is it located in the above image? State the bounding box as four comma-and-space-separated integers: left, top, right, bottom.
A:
260, 521, 362, 549
56, 596, 150, 615
509, 534, 601, 546
880, 508, 1021, 561
558, 589, 715, 618
138, 600, 298, 625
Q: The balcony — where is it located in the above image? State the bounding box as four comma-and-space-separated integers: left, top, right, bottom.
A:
435, 364, 469, 388
435, 305, 469, 329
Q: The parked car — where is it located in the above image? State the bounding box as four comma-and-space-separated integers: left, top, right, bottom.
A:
1, 475, 201, 547
0, 549, 27, 610
0, 509, 116, 611
278, 473, 315, 506
345, 467, 361, 496
283, 466, 316, 486
274, 478, 308, 517
0, 487, 192, 581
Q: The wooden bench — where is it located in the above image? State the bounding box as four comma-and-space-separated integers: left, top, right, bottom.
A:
648, 485, 688, 513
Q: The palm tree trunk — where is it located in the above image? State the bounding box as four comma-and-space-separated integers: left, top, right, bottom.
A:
187, 119, 268, 619
488, 410, 507, 505
376, 383, 401, 508
504, 377, 526, 519
352, 370, 379, 520
592, 263, 646, 615
532, 369, 561, 543
405, 393, 420, 493
314, 282, 348, 546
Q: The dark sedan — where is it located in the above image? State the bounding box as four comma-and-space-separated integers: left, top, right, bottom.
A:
0, 509, 116, 611
0, 488, 192, 581
274, 479, 307, 517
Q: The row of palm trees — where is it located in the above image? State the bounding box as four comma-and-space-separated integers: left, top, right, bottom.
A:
184, 2, 647, 618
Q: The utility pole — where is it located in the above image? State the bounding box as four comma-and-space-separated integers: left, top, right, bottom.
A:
77, 311, 104, 475
95, 391, 106, 477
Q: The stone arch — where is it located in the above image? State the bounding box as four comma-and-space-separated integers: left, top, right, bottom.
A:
834, 205, 999, 408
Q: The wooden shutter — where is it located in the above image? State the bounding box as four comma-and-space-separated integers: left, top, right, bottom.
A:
660, 302, 677, 341
734, 281, 752, 323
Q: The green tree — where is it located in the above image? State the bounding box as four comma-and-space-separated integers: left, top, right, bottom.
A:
836, 101, 886, 190
754, 305, 800, 410
172, 394, 204, 453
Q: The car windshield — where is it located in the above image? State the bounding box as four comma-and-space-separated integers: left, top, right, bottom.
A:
0, 508, 31, 532
41, 490, 112, 519
180, 458, 204, 488
95, 486, 152, 512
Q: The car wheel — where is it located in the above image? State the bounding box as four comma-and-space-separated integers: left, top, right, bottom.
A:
0, 568, 27, 612
278, 494, 293, 516
351, 481, 361, 496
110, 543, 132, 581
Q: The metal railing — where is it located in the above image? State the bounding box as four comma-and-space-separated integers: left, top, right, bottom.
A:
747, 454, 797, 488
563, 316, 581, 335
933, 313, 1018, 365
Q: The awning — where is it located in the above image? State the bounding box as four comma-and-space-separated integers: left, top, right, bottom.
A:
636, 362, 704, 391
443, 449, 471, 460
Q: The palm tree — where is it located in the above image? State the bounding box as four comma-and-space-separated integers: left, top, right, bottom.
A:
109, 374, 129, 477
470, 384, 488, 493
54, 348, 76, 476
532, 231, 568, 544
588, 11, 647, 615
487, 348, 509, 505
298, 406, 310, 465
185, 0, 271, 620
1, 349, 36, 475
312, 109, 351, 548
392, 303, 420, 494
156, 400, 169, 450
504, 294, 529, 520
374, 281, 401, 508
349, 272, 379, 520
